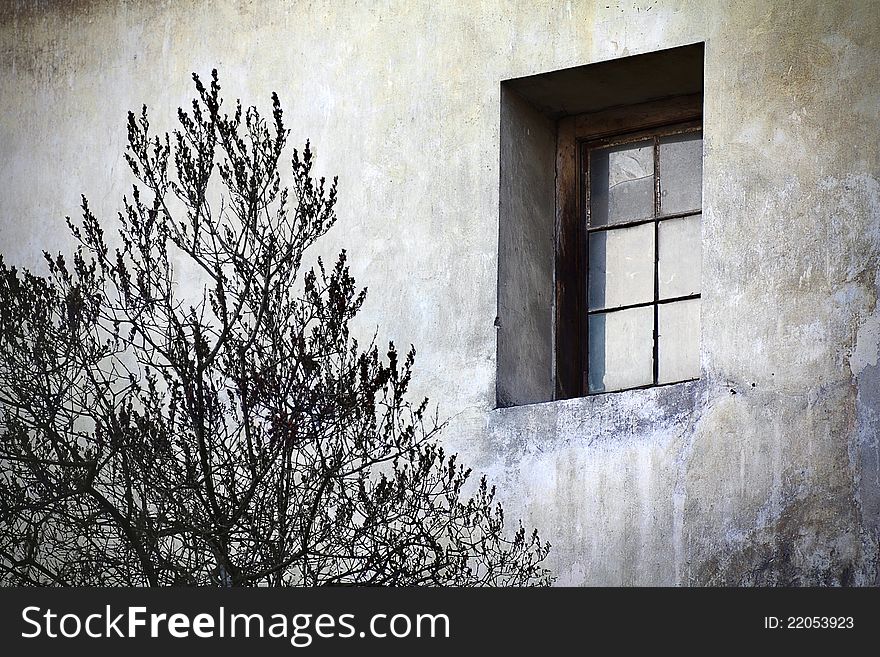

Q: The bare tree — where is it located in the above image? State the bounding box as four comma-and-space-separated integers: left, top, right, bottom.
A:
0, 70, 551, 586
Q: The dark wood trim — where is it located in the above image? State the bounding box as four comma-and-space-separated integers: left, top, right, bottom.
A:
571, 93, 702, 141
554, 116, 582, 400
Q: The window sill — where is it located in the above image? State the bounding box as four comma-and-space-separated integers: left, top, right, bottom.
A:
488, 378, 705, 449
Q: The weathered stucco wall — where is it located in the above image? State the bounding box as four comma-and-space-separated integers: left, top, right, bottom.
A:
1, 0, 878, 585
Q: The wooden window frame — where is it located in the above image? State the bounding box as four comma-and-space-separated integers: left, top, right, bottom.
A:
554, 94, 703, 400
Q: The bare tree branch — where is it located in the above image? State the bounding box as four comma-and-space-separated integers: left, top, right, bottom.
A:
0, 69, 552, 587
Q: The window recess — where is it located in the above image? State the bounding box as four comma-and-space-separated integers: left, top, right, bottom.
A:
496, 43, 704, 407
556, 96, 703, 398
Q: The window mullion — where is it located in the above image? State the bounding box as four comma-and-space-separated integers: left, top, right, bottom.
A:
652, 135, 661, 387
581, 141, 590, 397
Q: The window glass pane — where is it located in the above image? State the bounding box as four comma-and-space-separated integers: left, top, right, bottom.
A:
589, 140, 654, 226
588, 306, 654, 393
658, 299, 700, 384
659, 132, 702, 215
658, 214, 701, 299
588, 223, 655, 310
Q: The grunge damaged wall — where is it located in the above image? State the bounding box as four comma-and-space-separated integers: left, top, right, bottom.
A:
1, 0, 878, 585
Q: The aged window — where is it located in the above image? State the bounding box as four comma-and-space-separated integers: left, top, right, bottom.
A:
555, 96, 703, 398
583, 122, 702, 393
496, 43, 704, 407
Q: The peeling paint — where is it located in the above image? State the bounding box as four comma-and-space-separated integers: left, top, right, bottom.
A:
852, 313, 880, 377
